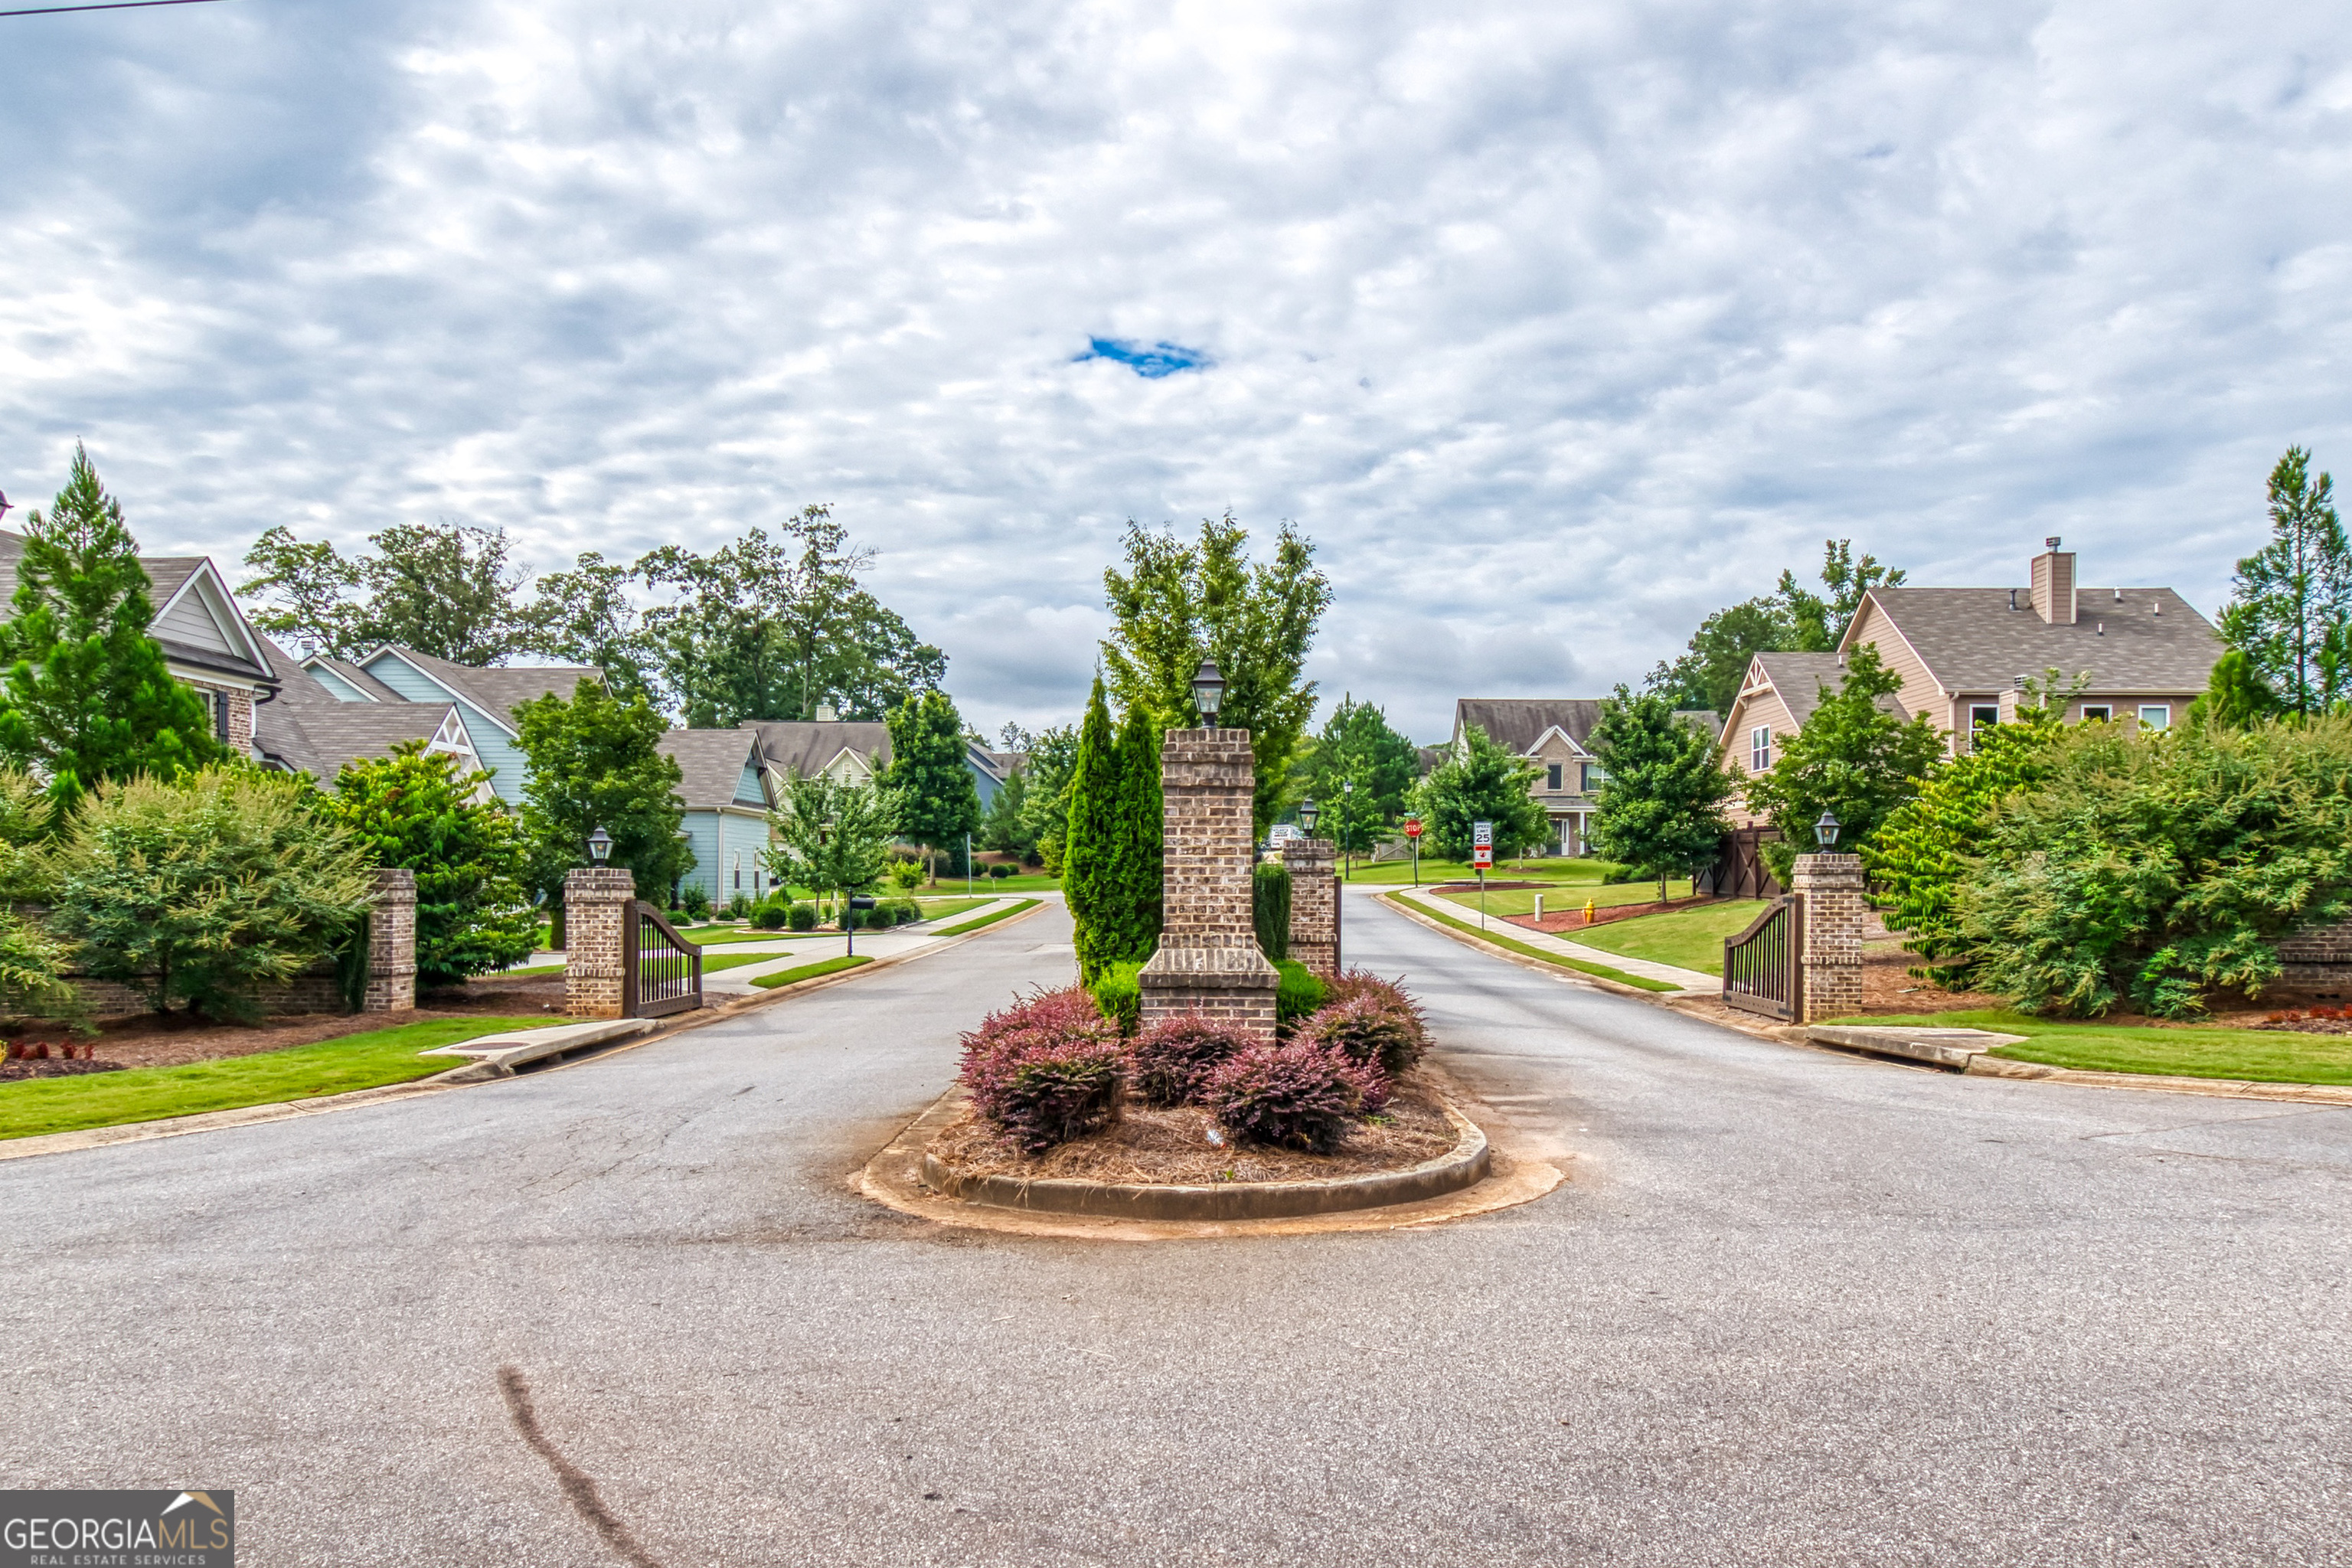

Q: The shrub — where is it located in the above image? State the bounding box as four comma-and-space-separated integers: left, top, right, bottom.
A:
988, 861, 1014, 880
959, 985, 1125, 1152
50, 768, 374, 1021
1204, 1040, 1380, 1151
786, 902, 817, 932
726, 893, 752, 921
1128, 1014, 1253, 1106
893, 900, 920, 925
861, 906, 893, 929
1253, 861, 1291, 962
1089, 960, 1143, 1036
888, 856, 925, 890
1298, 993, 1424, 1077
1274, 959, 1326, 1034
678, 884, 712, 921
753, 901, 788, 931
1321, 969, 1431, 1066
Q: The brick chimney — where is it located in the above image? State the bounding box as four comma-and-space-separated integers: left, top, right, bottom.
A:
2030, 537, 2076, 626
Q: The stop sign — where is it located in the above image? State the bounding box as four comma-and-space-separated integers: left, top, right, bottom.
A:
1404, 818, 1423, 838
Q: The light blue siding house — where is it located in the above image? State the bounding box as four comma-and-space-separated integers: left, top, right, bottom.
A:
296, 645, 603, 808
660, 730, 777, 905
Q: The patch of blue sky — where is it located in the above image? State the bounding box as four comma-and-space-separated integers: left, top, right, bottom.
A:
1075, 337, 1210, 377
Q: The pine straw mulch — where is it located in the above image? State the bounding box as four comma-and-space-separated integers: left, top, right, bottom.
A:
928, 1070, 1461, 1187
3, 974, 567, 1070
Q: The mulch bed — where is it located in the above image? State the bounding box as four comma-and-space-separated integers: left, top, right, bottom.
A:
2, 975, 567, 1071
0, 1057, 127, 1082
1511, 895, 1725, 933
928, 1071, 1459, 1187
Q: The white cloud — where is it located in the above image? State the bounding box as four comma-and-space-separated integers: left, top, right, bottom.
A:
2, 0, 2349, 741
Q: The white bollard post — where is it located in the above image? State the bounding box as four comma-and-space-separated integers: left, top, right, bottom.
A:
1533, 892, 1544, 925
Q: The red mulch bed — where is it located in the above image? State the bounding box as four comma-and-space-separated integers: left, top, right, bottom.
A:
1509, 895, 1727, 933
3, 975, 567, 1070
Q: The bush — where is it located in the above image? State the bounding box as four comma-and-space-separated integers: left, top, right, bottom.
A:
988, 862, 1014, 880
1321, 969, 1431, 1067
1128, 1014, 1253, 1106
861, 906, 893, 929
727, 893, 752, 921
888, 856, 925, 890
1253, 861, 1291, 962
50, 769, 374, 1021
678, 884, 712, 921
1297, 993, 1425, 1077
1596, 861, 1645, 885
893, 900, 920, 925
1089, 959, 1142, 1036
786, 901, 817, 932
1274, 959, 1326, 1034
1204, 1040, 1381, 1151
752, 900, 788, 930
959, 985, 1125, 1152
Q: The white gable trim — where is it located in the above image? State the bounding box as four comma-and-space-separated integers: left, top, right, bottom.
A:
426, 707, 495, 805
1522, 724, 1592, 760
155, 559, 274, 674
299, 655, 381, 703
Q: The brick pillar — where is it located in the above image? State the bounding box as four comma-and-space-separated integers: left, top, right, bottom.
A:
1276, 838, 1341, 978
565, 867, 636, 1020
363, 867, 417, 1012
1138, 727, 1280, 1039
1793, 853, 1864, 1022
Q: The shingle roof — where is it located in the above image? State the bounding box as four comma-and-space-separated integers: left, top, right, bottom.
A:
1854, 586, 2222, 694
660, 730, 766, 808
740, 720, 893, 779
375, 645, 602, 725
1452, 699, 1604, 755
0, 531, 272, 683
1750, 652, 1852, 730
255, 701, 461, 784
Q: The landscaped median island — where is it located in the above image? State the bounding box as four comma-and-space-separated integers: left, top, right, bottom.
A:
749, 955, 873, 990
1383, 893, 1679, 993
0, 1015, 549, 1142
918, 968, 1491, 1220
935, 899, 1039, 936
1851, 1008, 2352, 1086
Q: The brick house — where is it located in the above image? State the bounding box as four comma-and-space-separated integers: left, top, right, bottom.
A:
1723, 537, 2225, 799
1447, 698, 1723, 857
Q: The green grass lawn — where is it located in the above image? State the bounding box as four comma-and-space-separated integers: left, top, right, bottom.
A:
937, 899, 1040, 936
702, 949, 792, 973
1438, 880, 1696, 918
1342, 855, 1623, 886
0, 1016, 551, 1142
1845, 1007, 2352, 1086
1567, 900, 1766, 975
1383, 893, 1678, 992
750, 955, 874, 990
913, 896, 995, 920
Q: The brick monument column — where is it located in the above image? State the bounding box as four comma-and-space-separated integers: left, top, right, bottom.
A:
1276, 837, 1341, 978
1138, 727, 1280, 1039
564, 867, 637, 1020
1793, 853, 1864, 1022
363, 867, 418, 1012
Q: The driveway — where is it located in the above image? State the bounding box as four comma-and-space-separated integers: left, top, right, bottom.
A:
2, 894, 2346, 1565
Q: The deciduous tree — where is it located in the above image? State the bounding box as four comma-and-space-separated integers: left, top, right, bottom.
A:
1411, 726, 1549, 862
514, 681, 691, 916
240, 520, 529, 665
1739, 644, 1944, 884
1588, 686, 1736, 901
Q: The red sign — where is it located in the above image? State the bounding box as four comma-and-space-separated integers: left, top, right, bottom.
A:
1403, 818, 1423, 839
1472, 844, 1492, 869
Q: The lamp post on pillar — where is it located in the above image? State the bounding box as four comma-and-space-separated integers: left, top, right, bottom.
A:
1793, 809, 1863, 1021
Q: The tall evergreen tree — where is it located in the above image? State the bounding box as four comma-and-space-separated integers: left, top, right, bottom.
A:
1062, 679, 1120, 981
0, 446, 224, 815
882, 689, 982, 884
1105, 702, 1165, 965
1588, 686, 1737, 901
2217, 446, 2351, 717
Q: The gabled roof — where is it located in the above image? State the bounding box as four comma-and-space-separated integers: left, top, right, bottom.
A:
0, 531, 275, 687
358, 644, 602, 731
255, 700, 469, 784
300, 654, 406, 704
1843, 586, 2222, 695
1746, 652, 1851, 732
740, 720, 893, 779
660, 730, 769, 809
1452, 699, 1604, 755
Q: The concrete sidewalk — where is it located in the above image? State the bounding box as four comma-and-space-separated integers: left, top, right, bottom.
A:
1386, 884, 1719, 991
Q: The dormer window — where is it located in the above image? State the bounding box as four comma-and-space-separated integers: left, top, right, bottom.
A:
1749, 726, 1772, 773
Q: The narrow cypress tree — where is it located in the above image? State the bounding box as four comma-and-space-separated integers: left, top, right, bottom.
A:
0, 446, 224, 815
1110, 702, 1164, 964
1063, 678, 1120, 981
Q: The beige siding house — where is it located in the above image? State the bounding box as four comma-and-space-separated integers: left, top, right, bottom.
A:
1449, 698, 1723, 856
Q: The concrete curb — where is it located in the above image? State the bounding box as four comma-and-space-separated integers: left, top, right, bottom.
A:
919, 1102, 1491, 1221
1805, 1024, 2029, 1073
1377, 892, 1673, 1001
0, 896, 1056, 1165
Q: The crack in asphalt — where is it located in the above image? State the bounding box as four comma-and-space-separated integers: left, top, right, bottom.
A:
498, 1364, 665, 1568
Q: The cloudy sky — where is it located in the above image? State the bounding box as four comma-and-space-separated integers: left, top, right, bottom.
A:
4, 0, 2349, 742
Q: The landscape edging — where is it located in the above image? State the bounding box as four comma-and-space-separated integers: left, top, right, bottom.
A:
920, 1100, 1491, 1221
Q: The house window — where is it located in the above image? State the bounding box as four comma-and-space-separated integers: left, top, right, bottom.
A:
1749, 726, 1772, 773
2080, 705, 2111, 724
213, 690, 231, 741
1967, 704, 1999, 753
1580, 763, 1606, 792
2138, 704, 2171, 731
1546, 763, 1563, 792
732, 852, 742, 891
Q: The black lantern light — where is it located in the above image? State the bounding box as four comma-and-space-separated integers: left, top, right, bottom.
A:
587, 825, 613, 863
1191, 658, 1225, 724
1814, 811, 1841, 851
1299, 796, 1318, 833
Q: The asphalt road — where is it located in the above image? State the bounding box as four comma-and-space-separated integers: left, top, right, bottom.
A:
4, 893, 2349, 1566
